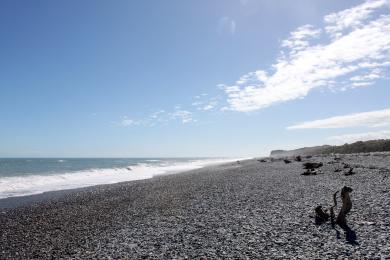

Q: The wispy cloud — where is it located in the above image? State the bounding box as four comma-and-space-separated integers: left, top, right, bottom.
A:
192, 95, 220, 111
118, 107, 195, 127
120, 116, 140, 127
221, 0, 390, 112
202, 101, 218, 111
324, 0, 390, 38
327, 129, 390, 144
287, 108, 390, 129
170, 109, 195, 123
217, 17, 236, 35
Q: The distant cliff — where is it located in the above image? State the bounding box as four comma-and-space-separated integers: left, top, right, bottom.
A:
270, 139, 390, 157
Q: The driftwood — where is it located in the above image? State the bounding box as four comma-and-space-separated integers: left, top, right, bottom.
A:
315, 206, 329, 224
314, 186, 353, 229
314, 186, 357, 244
336, 186, 353, 229
302, 162, 324, 175
302, 169, 318, 176
344, 168, 355, 176
303, 162, 323, 170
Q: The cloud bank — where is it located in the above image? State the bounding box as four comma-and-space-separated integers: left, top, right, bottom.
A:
287, 108, 390, 129
327, 130, 390, 144
222, 0, 390, 112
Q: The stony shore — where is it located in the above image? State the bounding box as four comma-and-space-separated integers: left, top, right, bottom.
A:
1, 153, 389, 259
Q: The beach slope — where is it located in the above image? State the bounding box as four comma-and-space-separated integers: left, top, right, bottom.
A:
1, 154, 389, 258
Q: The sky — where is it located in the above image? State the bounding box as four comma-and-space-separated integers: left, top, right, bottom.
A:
0, 0, 389, 157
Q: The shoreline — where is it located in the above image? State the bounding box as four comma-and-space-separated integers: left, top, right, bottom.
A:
0, 158, 246, 210
1, 154, 389, 258
0, 157, 244, 205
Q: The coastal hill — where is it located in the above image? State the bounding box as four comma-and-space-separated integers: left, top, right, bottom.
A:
270, 139, 390, 157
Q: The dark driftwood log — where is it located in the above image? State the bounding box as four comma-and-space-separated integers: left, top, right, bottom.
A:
315, 206, 329, 224
336, 186, 353, 229
303, 162, 323, 170
302, 169, 318, 176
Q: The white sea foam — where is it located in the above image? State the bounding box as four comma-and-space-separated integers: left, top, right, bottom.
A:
0, 158, 240, 199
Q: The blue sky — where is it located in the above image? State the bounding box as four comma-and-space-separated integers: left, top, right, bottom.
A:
0, 0, 389, 157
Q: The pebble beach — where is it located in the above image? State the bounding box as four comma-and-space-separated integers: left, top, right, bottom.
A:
1, 153, 389, 259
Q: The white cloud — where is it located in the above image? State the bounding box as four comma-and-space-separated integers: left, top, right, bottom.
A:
217, 17, 236, 35
235, 70, 268, 86
149, 110, 165, 119
281, 25, 322, 53
222, 0, 390, 112
170, 110, 195, 123
191, 95, 220, 111
120, 116, 140, 127
287, 108, 390, 129
327, 129, 390, 144
202, 102, 218, 111
119, 108, 195, 127
324, 0, 389, 38
199, 99, 219, 111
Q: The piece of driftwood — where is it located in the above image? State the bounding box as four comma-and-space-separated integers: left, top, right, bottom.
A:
313, 187, 357, 244
336, 186, 353, 229
313, 186, 352, 229
315, 206, 329, 224
344, 168, 355, 176
303, 162, 323, 170
302, 169, 318, 175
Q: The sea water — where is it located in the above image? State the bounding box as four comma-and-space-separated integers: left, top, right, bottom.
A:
0, 158, 235, 199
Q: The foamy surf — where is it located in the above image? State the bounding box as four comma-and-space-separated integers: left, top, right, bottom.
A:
0, 158, 239, 199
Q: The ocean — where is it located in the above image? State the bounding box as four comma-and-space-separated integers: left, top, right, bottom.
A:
0, 158, 235, 199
